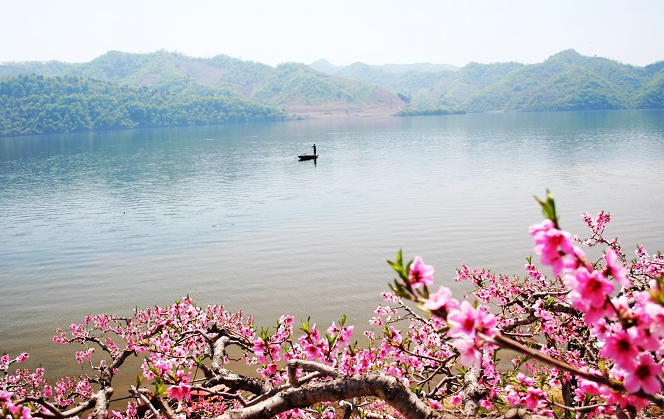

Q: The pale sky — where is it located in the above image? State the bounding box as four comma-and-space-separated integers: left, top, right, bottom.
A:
1, 0, 663, 67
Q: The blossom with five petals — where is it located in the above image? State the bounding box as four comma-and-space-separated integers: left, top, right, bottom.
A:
623, 353, 663, 395
529, 219, 575, 276
423, 286, 459, 318
408, 257, 434, 288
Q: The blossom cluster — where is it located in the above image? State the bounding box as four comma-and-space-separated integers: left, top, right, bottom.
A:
2, 198, 664, 419
390, 207, 664, 415
530, 215, 664, 402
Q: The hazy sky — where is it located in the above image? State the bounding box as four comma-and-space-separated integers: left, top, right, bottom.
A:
2, 1, 663, 67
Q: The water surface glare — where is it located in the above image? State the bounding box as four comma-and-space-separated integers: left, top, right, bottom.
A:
1, 110, 664, 376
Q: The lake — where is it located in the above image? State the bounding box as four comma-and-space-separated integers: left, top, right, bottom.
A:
1, 110, 664, 377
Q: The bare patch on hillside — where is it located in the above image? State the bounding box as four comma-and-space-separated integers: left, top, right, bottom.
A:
176, 61, 226, 86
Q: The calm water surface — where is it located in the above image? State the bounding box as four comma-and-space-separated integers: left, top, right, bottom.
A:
1, 110, 664, 376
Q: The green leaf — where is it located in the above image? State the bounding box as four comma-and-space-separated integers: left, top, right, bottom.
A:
387, 249, 408, 280
389, 280, 406, 298
300, 316, 311, 333
260, 327, 270, 341
420, 284, 430, 299
154, 378, 166, 396
534, 189, 560, 227
538, 374, 547, 388
598, 359, 609, 376
649, 276, 664, 306
402, 337, 411, 350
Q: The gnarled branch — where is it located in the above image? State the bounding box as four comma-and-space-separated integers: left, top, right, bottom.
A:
218, 369, 437, 419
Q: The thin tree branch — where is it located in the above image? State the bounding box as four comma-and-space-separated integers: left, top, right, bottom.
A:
489, 333, 664, 408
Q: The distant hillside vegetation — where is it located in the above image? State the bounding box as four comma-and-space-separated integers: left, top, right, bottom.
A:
1, 49, 663, 136
309, 50, 664, 112
309, 59, 459, 75
0, 51, 404, 114
0, 74, 284, 136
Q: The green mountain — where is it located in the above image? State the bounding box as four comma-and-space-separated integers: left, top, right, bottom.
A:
0, 74, 284, 136
0, 50, 402, 111
0, 60, 76, 77
309, 59, 341, 75
0, 51, 406, 136
309, 60, 459, 75
463, 50, 649, 112
1, 49, 663, 137
310, 50, 664, 112
634, 63, 664, 109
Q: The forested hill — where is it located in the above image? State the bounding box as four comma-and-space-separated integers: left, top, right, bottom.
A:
0, 50, 401, 110
1, 49, 663, 136
0, 51, 404, 136
310, 50, 664, 112
0, 74, 284, 136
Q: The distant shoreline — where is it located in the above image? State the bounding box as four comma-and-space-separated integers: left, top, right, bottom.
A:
284, 104, 404, 119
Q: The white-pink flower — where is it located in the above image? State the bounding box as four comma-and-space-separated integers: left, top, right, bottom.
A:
523, 387, 545, 410
167, 383, 191, 401
452, 336, 481, 367
408, 256, 434, 288
447, 300, 497, 339
644, 301, 664, 340
600, 328, 639, 369
423, 286, 459, 317
604, 248, 630, 287
428, 398, 443, 411
449, 391, 464, 406
529, 219, 575, 276
622, 353, 663, 395
565, 267, 614, 310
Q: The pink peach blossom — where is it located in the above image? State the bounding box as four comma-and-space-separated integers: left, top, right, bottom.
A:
451, 336, 480, 367
167, 383, 191, 401
428, 399, 442, 410
623, 353, 663, 395
423, 286, 459, 317
449, 391, 464, 406
600, 328, 639, 369
523, 387, 544, 410
604, 248, 630, 287
447, 301, 497, 339
565, 268, 614, 310
529, 219, 575, 276
408, 256, 434, 288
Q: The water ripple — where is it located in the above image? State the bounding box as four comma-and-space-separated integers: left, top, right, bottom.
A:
1, 111, 664, 378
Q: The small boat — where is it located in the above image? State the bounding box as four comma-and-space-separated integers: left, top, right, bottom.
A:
298, 154, 318, 161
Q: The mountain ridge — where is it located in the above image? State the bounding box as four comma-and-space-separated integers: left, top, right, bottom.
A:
0, 50, 405, 116
309, 59, 460, 74
0, 49, 663, 136
307, 49, 664, 112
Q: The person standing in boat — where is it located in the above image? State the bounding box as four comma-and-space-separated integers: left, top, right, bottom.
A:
312, 144, 317, 156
